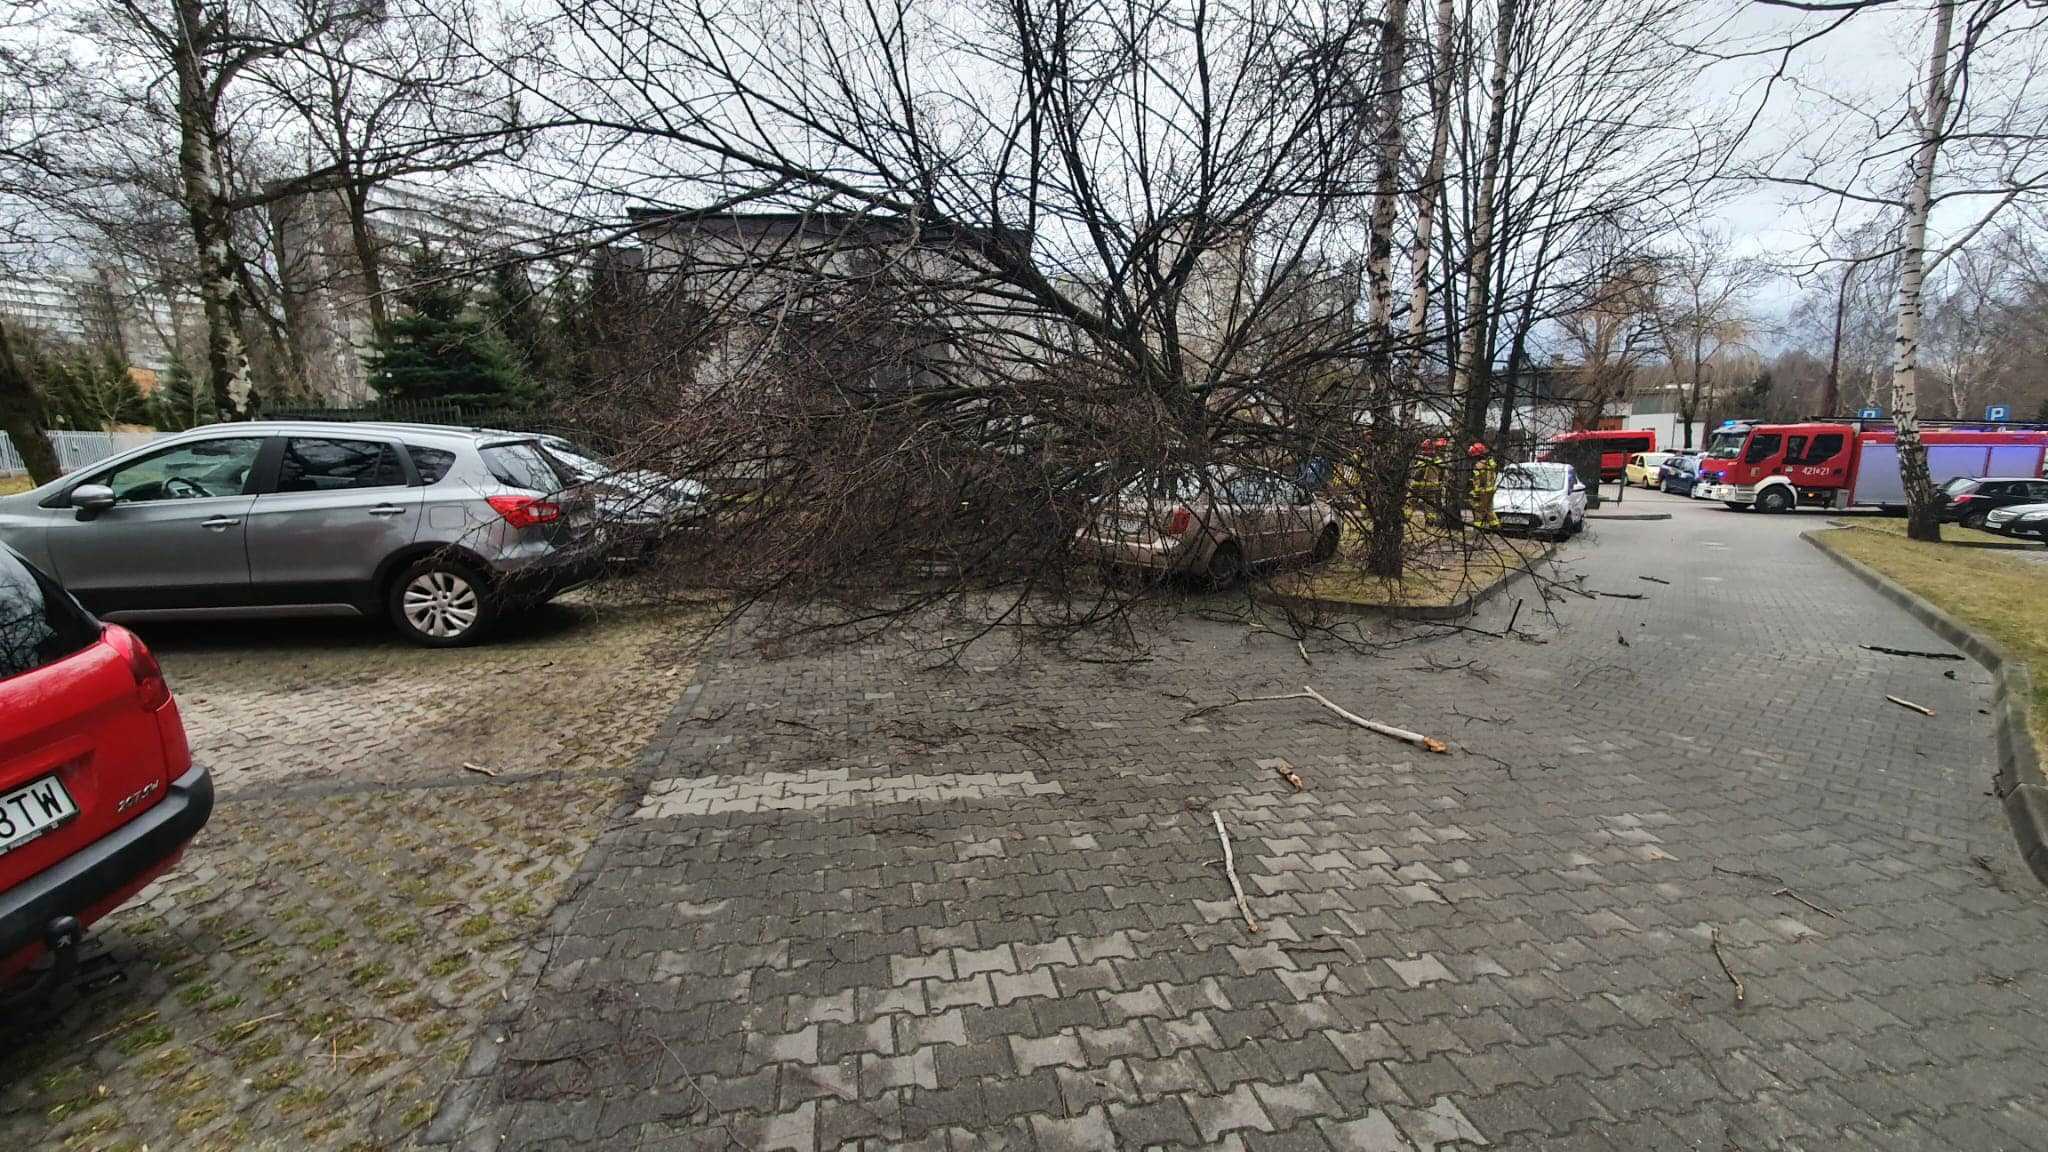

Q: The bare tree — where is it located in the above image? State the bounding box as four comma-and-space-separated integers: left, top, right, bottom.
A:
0, 2, 83, 482
250, 0, 523, 343
1647, 227, 1762, 448
1753, 0, 2048, 540
67, 0, 376, 415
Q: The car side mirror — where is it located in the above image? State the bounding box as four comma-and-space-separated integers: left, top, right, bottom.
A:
1571, 481, 1585, 493
71, 484, 116, 520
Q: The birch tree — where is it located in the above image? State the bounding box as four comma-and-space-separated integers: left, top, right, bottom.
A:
74, 0, 374, 416
1754, 0, 2048, 540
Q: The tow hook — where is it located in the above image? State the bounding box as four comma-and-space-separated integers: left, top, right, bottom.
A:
0, 917, 83, 1015
46, 916, 81, 956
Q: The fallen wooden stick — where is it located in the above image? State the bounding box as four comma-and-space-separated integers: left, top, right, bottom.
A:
1774, 887, 1841, 919
1709, 928, 1744, 1006
1595, 591, 1646, 600
1301, 685, 1449, 754
1213, 811, 1258, 933
1297, 641, 1312, 666
1639, 575, 1671, 585
1183, 690, 1313, 720
1862, 644, 1963, 661
87, 1010, 160, 1046
462, 762, 501, 778
1885, 694, 1935, 717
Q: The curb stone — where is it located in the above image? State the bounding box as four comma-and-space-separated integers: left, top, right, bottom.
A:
418, 677, 707, 1147
1585, 512, 1672, 521
1254, 541, 1558, 622
1804, 528, 2048, 886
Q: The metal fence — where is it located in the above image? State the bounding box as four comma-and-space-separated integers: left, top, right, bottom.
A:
0, 430, 167, 477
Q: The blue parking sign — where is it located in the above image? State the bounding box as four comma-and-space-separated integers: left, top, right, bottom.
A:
1987, 404, 2010, 421
1858, 407, 1882, 420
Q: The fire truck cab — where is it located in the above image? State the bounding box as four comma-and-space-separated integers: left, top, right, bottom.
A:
1703, 421, 2048, 512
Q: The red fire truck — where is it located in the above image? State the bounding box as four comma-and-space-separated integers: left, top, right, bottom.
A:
1699, 421, 2048, 512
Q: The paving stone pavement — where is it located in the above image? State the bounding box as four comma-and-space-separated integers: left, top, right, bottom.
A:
2, 600, 706, 1152
449, 494, 2048, 1152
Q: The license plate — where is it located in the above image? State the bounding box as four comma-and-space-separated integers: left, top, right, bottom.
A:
1500, 514, 1534, 526
0, 775, 78, 855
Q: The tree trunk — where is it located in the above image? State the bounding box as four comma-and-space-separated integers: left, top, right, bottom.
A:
1442, 0, 1517, 528
1496, 297, 1533, 448
0, 316, 60, 485
1400, 0, 1457, 398
1824, 262, 1851, 417
1894, 0, 1955, 543
344, 182, 390, 342
1362, 0, 1411, 579
173, 0, 255, 418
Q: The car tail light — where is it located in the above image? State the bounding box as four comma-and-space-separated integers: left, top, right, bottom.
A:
1160, 506, 1193, 536
487, 493, 562, 528
102, 624, 170, 711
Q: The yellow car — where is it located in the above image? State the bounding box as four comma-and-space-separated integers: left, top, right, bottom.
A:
1623, 451, 1675, 488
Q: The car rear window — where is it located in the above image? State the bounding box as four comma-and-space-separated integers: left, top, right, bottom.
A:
480, 442, 567, 493
408, 447, 458, 484
0, 549, 99, 684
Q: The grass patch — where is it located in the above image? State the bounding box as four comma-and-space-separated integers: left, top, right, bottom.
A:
1822, 523, 2048, 773
0, 475, 31, 497
1833, 515, 2033, 550
1274, 518, 1550, 610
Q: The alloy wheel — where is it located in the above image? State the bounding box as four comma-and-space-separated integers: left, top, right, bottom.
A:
403, 571, 481, 639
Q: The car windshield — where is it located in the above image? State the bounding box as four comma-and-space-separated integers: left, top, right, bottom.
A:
1941, 477, 1979, 495
540, 441, 608, 481
1497, 466, 1565, 491
1704, 429, 1748, 459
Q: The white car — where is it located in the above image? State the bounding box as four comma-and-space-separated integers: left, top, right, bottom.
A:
537, 437, 707, 527
1984, 501, 2048, 540
1493, 462, 1587, 540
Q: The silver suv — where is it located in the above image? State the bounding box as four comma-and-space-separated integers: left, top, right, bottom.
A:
0, 422, 603, 646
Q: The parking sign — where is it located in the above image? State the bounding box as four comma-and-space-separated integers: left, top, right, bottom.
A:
1987, 404, 2011, 422
1858, 407, 1882, 420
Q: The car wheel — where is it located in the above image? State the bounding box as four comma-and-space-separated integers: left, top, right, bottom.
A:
1311, 523, 1340, 563
1205, 542, 1244, 589
1963, 510, 1989, 530
1755, 488, 1793, 513
390, 556, 496, 647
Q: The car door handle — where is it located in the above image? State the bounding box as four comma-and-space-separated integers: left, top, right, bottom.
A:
368, 505, 407, 517
201, 516, 241, 530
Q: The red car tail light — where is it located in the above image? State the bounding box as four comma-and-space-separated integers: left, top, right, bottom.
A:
487, 494, 562, 528
1160, 506, 1193, 536
101, 624, 170, 711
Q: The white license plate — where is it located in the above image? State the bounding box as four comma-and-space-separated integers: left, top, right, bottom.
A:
0, 775, 78, 855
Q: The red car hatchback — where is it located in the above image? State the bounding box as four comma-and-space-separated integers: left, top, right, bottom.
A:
0, 543, 212, 1000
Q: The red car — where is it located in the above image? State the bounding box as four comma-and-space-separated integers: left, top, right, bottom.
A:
0, 543, 212, 999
